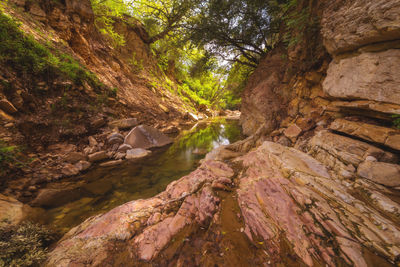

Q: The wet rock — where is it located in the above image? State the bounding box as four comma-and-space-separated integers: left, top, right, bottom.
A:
283, 124, 302, 141
357, 161, 400, 187
88, 151, 108, 162
126, 148, 151, 160
0, 99, 18, 114
124, 125, 173, 149
75, 160, 91, 171
99, 159, 123, 167
117, 144, 132, 153
0, 194, 33, 227
108, 118, 138, 130
61, 164, 80, 176
64, 151, 87, 163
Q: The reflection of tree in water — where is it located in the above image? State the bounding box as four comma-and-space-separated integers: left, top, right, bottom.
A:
143, 119, 242, 184
167, 119, 242, 155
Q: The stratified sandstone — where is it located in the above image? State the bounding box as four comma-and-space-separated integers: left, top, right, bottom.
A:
330, 118, 400, 151
323, 49, 400, 105
321, 0, 400, 55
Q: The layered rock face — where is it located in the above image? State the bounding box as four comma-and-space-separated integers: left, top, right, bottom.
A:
321, 0, 400, 106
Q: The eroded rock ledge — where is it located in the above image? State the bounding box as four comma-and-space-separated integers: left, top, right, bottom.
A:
46, 138, 400, 266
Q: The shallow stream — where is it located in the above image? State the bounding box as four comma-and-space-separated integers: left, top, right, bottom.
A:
40, 118, 243, 234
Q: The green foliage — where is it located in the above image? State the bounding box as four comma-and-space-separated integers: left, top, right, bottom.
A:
0, 222, 56, 267
169, 118, 242, 153
178, 82, 211, 107
393, 115, 400, 129
129, 0, 198, 44
188, 0, 283, 68
0, 12, 102, 87
0, 141, 21, 176
282, 0, 316, 47
91, 0, 127, 47
222, 61, 253, 109
0, 0, 7, 12
129, 52, 144, 73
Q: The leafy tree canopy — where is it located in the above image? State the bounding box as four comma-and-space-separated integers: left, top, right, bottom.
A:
89, 0, 295, 109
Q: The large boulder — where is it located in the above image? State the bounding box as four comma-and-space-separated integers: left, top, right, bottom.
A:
0, 194, 33, 227
124, 125, 172, 149
323, 49, 400, 105
321, 0, 400, 55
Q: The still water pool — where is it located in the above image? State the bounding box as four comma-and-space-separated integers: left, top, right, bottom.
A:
41, 118, 243, 233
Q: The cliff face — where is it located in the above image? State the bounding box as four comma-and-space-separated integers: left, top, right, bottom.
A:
240, 0, 400, 137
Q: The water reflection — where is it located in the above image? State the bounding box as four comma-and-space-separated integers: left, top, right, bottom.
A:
41, 118, 243, 233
